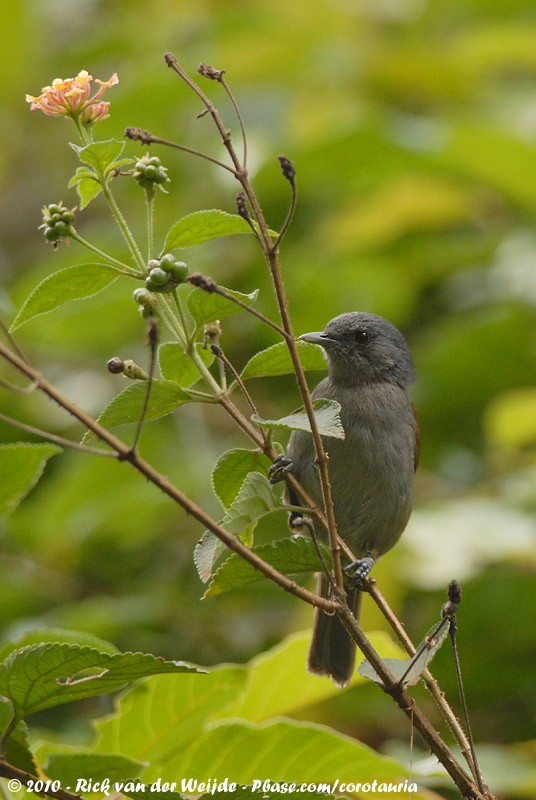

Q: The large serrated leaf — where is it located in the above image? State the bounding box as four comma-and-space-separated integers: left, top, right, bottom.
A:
151, 718, 409, 788
71, 139, 126, 172
0, 643, 203, 716
241, 341, 327, 380
212, 448, 272, 511
95, 669, 248, 776
10, 264, 122, 331
223, 631, 406, 721
0, 629, 119, 664
83, 379, 195, 442
164, 209, 277, 250
159, 342, 214, 386
252, 398, 345, 439
0, 443, 62, 516
204, 536, 329, 598
187, 285, 258, 328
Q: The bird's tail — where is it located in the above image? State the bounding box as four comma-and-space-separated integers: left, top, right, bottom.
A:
307, 573, 361, 687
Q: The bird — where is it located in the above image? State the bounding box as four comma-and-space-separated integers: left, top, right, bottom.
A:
271, 312, 419, 687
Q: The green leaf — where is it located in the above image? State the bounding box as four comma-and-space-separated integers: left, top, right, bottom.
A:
212, 448, 272, 511
153, 718, 409, 788
358, 619, 450, 686
83, 379, 195, 442
187, 285, 259, 328
159, 342, 214, 386
204, 535, 329, 598
0, 443, 62, 516
252, 398, 345, 439
10, 264, 122, 331
0, 629, 119, 664
71, 139, 126, 173
45, 752, 145, 785
95, 670, 248, 779
68, 167, 102, 208
241, 341, 327, 380
220, 472, 285, 537
195, 463, 278, 584
164, 209, 277, 250
0, 643, 203, 716
224, 631, 406, 721
0, 697, 37, 774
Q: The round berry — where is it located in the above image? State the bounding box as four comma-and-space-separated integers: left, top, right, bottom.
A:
149, 267, 169, 286
44, 226, 60, 241
170, 261, 188, 281
160, 253, 176, 269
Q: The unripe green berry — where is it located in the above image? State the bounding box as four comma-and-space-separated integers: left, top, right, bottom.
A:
133, 288, 153, 306
160, 253, 176, 269
54, 221, 70, 235
52, 213, 62, 223
44, 226, 60, 241
144, 165, 157, 179
147, 259, 160, 270
149, 267, 169, 286
62, 211, 75, 224
170, 261, 188, 281
148, 156, 161, 166
145, 277, 160, 292
47, 204, 62, 215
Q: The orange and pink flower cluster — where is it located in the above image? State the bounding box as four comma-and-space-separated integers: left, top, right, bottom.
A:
26, 70, 119, 125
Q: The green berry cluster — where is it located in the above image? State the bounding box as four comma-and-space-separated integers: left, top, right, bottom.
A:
134, 154, 170, 193
145, 254, 188, 293
40, 202, 76, 243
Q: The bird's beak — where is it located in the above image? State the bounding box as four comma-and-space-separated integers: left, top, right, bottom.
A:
298, 332, 337, 348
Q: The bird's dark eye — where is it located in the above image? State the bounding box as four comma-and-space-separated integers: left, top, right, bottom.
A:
354, 329, 370, 345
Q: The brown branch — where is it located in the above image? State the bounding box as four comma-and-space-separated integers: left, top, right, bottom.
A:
0, 412, 116, 458
164, 53, 344, 593
0, 759, 85, 800
124, 127, 236, 175
0, 341, 334, 613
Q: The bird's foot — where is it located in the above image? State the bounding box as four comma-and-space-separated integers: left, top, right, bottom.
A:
344, 556, 375, 588
269, 455, 294, 484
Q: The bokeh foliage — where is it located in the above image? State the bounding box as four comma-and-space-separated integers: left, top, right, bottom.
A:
1, 1, 536, 797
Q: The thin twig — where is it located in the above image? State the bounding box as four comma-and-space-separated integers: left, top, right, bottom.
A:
273, 156, 297, 249
0, 377, 38, 395
0, 412, 117, 458
130, 317, 158, 452
219, 73, 248, 169
0, 316, 29, 365
187, 273, 289, 339
210, 344, 258, 416
125, 127, 236, 175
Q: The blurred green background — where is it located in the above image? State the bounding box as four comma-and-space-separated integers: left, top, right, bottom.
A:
1, 0, 536, 796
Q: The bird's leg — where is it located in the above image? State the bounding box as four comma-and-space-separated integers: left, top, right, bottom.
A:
344, 555, 375, 588
268, 455, 294, 484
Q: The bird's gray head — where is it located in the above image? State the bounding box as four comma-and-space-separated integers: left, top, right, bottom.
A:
299, 312, 416, 387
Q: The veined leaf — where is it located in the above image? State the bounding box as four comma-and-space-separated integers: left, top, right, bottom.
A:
83, 379, 196, 442
0, 443, 62, 516
204, 535, 329, 598
68, 167, 102, 208
95, 670, 248, 775
0, 644, 202, 716
224, 631, 406, 721
71, 139, 126, 173
10, 264, 122, 331
159, 342, 214, 386
187, 285, 258, 328
164, 209, 277, 250
252, 398, 345, 439
45, 752, 145, 785
212, 448, 272, 511
241, 341, 327, 380
0, 629, 118, 664
195, 469, 281, 583
221, 472, 285, 537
